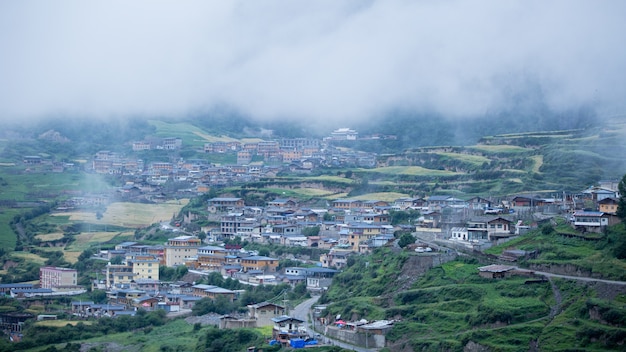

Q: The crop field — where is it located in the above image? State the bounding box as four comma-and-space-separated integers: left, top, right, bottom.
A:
149, 120, 213, 147
35, 232, 65, 242
67, 231, 133, 252
469, 145, 532, 154
298, 175, 355, 184
51, 200, 189, 228
361, 166, 462, 176
434, 152, 491, 165
11, 251, 47, 265
35, 320, 94, 327
351, 192, 409, 202
261, 187, 339, 198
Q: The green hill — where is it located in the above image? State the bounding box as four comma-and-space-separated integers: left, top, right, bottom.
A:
318, 223, 626, 351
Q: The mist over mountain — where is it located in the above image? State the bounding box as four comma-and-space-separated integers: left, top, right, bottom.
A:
1, 1, 624, 129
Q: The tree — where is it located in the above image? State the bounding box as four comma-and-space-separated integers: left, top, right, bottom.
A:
617, 174, 626, 221
398, 233, 416, 248
302, 226, 320, 237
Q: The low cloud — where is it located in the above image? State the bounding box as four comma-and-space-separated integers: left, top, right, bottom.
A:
1, 0, 624, 125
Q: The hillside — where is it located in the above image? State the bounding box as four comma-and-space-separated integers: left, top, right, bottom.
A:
318, 223, 626, 351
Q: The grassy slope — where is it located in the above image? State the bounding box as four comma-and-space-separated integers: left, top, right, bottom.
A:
322, 222, 626, 351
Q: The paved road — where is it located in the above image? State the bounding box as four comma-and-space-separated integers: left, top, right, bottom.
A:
292, 296, 379, 352
515, 267, 626, 285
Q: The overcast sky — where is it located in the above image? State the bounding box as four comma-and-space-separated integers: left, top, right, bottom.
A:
1, 0, 625, 125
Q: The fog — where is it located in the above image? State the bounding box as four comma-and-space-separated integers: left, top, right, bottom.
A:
1, 0, 625, 124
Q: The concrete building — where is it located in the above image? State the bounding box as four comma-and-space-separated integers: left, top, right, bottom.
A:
164, 236, 202, 267
39, 267, 77, 289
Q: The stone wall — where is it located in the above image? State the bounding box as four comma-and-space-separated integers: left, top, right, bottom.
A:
323, 325, 384, 349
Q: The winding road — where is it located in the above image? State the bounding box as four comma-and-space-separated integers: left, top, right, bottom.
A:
292, 296, 379, 352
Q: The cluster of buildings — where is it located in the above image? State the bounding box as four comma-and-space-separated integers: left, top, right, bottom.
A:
0, 267, 85, 299
90, 131, 377, 185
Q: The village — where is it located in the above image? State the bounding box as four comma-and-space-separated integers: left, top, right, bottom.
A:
1, 176, 622, 348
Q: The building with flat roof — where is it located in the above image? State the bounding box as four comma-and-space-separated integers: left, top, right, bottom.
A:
39, 267, 77, 289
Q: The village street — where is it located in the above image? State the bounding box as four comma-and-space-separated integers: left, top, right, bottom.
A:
292, 296, 379, 352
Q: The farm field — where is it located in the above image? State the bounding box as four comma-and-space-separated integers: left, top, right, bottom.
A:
50, 200, 189, 228
351, 192, 410, 202
360, 166, 462, 176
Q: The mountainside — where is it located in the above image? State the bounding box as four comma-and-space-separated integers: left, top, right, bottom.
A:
318, 222, 626, 351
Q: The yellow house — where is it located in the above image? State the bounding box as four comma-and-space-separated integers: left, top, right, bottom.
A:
128, 255, 160, 281
598, 197, 619, 214
240, 256, 278, 273
164, 236, 202, 267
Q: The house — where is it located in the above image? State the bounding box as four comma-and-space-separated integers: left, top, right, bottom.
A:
320, 248, 352, 269
188, 245, 228, 271
271, 316, 307, 346
164, 236, 202, 267
239, 256, 279, 273
191, 284, 236, 301
583, 187, 618, 202
420, 211, 442, 228
393, 197, 425, 210
572, 211, 610, 233
105, 263, 135, 288
0, 283, 34, 295
510, 196, 540, 208
281, 234, 308, 247
267, 198, 297, 208
450, 227, 469, 241
466, 216, 513, 241
426, 195, 466, 209
304, 267, 339, 292
477, 264, 516, 279
467, 196, 492, 210
332, 199, 363, 209
248, 302, 287, 327
598, 197, 619, 214
207, 197, 245, 212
